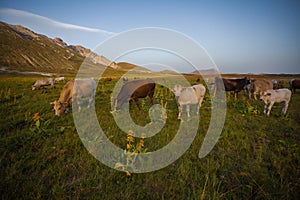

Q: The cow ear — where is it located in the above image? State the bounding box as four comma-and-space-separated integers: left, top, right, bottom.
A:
50, 101, 56, 105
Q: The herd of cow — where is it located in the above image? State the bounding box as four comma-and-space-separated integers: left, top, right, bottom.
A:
31, 76, 300, 118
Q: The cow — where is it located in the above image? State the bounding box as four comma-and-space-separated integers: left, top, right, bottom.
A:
173, 84, 206, 119
248, 79, 273, 100
213, 77, 250, 99
50, 78, 96, 116
272, 80, 284, 89
32, 78, 55, 90
289, 79, 300, 93
260, 88, 291, 116
54, 77, 65, 83
113, 79, 155, 110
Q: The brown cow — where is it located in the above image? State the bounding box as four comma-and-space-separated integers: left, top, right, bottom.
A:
289, 79, 300, 93
50, 78, 96, 116
248, 79, 273, 100
272, 80, 284, 89
214, 77, 250, 99
114, 79, 155, 110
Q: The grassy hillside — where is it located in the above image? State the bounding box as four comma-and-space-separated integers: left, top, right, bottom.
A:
117, 62, 152, 72
0, 74, 299, 199
0, 22, 85, 74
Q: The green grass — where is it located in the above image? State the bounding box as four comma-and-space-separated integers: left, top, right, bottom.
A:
0, 74, 299, 199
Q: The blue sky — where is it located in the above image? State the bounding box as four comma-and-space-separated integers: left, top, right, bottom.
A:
0, 0, 299, 73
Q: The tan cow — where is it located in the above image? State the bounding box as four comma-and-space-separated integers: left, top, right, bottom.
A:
248, 79, 273, 100
50, 78, 96, 116
173, 84, 206, 119
32, 78, 55, 90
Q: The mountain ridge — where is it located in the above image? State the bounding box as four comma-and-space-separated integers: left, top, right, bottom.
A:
0, 21, 121, 75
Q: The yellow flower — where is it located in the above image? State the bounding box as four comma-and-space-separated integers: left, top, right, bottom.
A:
136, 145, 141, 153
33, 113, 41, 121
139, 139, 144, 148
126, 171, 131, 177
127, 131, 134, 143
126, 143, 132, 150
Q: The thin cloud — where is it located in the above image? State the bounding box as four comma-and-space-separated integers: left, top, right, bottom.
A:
0, 8, 115, 36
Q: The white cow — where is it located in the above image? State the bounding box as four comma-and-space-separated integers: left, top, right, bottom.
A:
54, 77, 65, 83
260, 88, 292, 116
173, 84, 206, 119
32, 78, 55, 90
50, 78, 96, 116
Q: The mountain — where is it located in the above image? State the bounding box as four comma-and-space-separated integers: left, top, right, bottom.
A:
116, 62, 151, 72
0, 21, 115, 75
190, 68, 220, 76
159, 69, 178, 74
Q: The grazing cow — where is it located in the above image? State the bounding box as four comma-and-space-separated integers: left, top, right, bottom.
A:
32, 78, 55, 90
54, 77, 65, 83
173, 84, 206, 119
260, 88, 291, 116
289, 79, 300, 93
214, 77, 250, 99
114, 79, 155, 110
50, 78, 96, 116
272, 80, 284, 89
248, 79, 273, 100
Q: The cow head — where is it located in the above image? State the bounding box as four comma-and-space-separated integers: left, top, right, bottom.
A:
173, 85, 183, 100
115, 95, 130, 110
260, 91, 272, 103
50, 101, 69, 116
244, 77, 251, 85
32, 86, 36, 90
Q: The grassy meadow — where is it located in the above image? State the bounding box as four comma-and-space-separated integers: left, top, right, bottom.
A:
0, 73, 299, 199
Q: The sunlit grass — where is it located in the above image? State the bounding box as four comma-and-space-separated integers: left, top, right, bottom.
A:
0, 74, 299, 199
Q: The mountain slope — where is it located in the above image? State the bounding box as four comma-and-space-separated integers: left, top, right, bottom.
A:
0, 22, 87, 74
0, 22, 155, 75
116, 62, 151, 72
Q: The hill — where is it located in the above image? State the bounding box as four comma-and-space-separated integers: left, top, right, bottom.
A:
190, 68, 220, 76
0, 21, 113, 75
116, 62, 152, 72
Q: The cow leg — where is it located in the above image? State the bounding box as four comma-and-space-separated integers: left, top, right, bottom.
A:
213, 85, 216, 97
134, 98, 141, 110
197, 97, 204, 115
234, 92, 237, 100
196, 103, 200, 115
267, 102, 274, 116
282, 101, 289, 115
186, 104, 190, 117
129, 99, 133, 109
178, 104, 182, 119
263, 104, 268, 114
76, 96, 82, 111
148, 91, 154, 106
88, 94, 95, 108
254, 92, 257, 100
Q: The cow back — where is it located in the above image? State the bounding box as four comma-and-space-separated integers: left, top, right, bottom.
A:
58, 80, 74, 103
